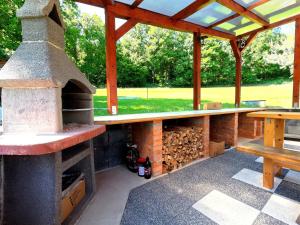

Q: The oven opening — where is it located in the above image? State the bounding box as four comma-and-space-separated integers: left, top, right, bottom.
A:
62, 80, 93, 125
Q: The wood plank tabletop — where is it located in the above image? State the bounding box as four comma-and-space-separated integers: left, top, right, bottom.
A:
247, 111, 300, 120
94, 108, 264, 125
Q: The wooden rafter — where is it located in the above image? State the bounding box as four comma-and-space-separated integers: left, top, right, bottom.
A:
77, 0, 300, 40
131, 0, 143, 8
208, 0, 269, 28
104, 0, 114, 5
238, 14, 300, 38
76, 0, 105, 7
116, 19, 138, 40
107, 2, 235, 40
216, 0, 269, 26
247, 0, 270, 10
171, 0, 212, 20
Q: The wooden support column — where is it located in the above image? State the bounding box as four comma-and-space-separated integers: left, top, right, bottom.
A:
235, 55, 242, 107
264, 118, 285, 148
193, 32, 201, 110
230, 40, 242, 108
105, 8, 118, 114
293, 19, 300, 108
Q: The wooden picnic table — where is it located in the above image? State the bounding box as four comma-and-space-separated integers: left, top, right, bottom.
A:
247, 111, 300, 148
238, 111, 300, 189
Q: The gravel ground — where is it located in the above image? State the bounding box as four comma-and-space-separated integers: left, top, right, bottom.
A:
121, 149, 299, 225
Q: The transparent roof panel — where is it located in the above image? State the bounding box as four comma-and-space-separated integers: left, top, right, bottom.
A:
115, 0, 135, 5
269, 5, 300, 23
234, 23, 262, 35
234, 0, 261, 8
252, 0, 298, 17
185, 2, 235, 27
213, 26, 235, 35
216, 16, 250, 30
139, 0, 195, 17
214, 16, 261, 35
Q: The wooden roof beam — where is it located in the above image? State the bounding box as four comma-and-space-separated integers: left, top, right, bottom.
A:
104, 0, 114, 5
208, 0, 269, 28
76, 0, 105, 7
230, 39, 241, 59
107, 2, 236, 39
171, 0, 212, 20
131, 0, 143, 8
216, 0, 269, 26
247, 0, 270, 10
116, 18, 138, 40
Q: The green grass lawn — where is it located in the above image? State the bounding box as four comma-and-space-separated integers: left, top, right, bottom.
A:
93, 82, 293, 116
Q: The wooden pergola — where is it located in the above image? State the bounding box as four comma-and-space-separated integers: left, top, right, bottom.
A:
77, 0, 300, 114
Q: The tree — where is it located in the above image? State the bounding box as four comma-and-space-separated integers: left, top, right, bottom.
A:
0, 0, 23, 60
0, 0, 293, 87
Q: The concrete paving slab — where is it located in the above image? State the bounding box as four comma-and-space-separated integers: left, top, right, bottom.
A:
75, 165, 149, 225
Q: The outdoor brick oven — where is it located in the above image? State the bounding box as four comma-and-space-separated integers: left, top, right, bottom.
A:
0, 1, 105, 225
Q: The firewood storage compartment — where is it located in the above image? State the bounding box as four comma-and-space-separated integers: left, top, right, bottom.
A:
0, 1, 106, 225
162, 118, 206, 173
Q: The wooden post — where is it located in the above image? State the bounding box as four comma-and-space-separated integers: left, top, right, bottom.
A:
105, 8, 118, 114
293, 19, 300, 108
235, 55, 242, 107
263, 158, 275, 189
230, 40, 242, 108
264, 118, 285, 148
193, 32, 201, 110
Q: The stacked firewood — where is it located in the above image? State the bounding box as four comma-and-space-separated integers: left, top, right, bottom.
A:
162, 126, 204, 172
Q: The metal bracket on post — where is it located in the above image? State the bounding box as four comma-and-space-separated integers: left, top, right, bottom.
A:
200, 35, 208, 45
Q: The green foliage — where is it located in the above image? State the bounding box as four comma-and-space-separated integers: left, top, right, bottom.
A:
0, 0, 23, 59
0, 0, 293, 88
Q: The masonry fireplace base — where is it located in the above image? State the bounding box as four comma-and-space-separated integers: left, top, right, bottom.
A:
0, 125, 105, 225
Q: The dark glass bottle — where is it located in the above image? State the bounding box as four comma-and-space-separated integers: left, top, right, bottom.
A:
144, 157, 152, 179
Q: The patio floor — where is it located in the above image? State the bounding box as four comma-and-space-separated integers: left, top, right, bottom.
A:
121, 149, 300, 225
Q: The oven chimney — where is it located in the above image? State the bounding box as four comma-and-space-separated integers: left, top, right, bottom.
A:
0, 0, 95, 134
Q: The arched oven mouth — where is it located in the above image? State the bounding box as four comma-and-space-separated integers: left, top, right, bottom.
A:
62, 80, 94, 126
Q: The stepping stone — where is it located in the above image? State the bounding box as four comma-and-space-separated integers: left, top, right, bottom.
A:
255, 157, 263, 163
284, 170, 300, 185
262, 194, 300, 225
232, 168, 282, 192
297, 214, 300, 225
193, 190, 260, 225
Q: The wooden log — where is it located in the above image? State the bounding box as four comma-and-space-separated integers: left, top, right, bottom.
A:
162, 126, 204, 172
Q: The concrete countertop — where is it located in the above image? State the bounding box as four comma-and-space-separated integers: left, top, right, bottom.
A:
0, 124, 105, 155
94, 108, 265, 125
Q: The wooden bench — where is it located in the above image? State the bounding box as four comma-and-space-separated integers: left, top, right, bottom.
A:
237, 142, 300, 189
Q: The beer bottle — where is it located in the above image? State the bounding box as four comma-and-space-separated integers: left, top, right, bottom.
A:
144, 157, 152, 179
